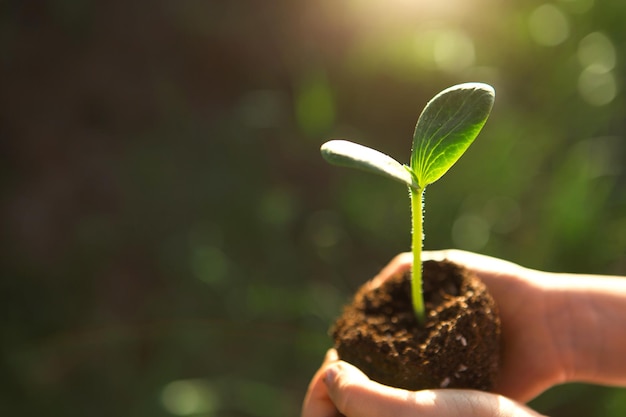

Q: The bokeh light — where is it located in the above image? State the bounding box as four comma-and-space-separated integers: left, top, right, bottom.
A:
578, 66, 617, 106
161, 379, 219, 416
528, 4, 570, 46
558, 0, 594, 14
577, 32, 616, 73
431, 28, 476, 73
452, 213, 490, 251
576, 31, 618, 106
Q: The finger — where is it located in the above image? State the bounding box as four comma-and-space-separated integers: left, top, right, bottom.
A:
323, 360, 545, 417
323, 360, 407, 417
422, 249, 530, 282
301, 350, 341, 417
421, 249, 533, 318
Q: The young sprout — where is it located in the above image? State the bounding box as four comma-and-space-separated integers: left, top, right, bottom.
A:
321, 83, 495, 324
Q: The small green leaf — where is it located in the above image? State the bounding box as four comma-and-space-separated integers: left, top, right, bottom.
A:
410, 83, 495, 188
321, 140, 417, 188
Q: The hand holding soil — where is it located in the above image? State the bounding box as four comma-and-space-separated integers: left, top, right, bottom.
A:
331, 256, 501, 392
301, 250, 626, 417
303, 350, 542, 417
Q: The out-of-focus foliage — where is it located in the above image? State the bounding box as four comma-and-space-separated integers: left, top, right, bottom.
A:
1, 0, 624, 416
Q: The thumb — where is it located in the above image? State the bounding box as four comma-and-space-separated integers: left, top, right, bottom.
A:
323, 361, 545, 417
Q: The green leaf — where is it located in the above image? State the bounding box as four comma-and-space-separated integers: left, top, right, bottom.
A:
321, 140, 417, 188
410, 83, 495, 188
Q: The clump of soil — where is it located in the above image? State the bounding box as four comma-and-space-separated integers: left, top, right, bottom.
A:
331, 259, 501, 391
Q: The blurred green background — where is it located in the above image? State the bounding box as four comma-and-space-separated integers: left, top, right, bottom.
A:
1, 0, 625, 416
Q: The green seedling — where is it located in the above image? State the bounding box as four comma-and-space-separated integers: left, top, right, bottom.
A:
321, 83, 495, 324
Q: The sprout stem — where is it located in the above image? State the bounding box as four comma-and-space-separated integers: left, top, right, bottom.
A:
410, 187, 426, 324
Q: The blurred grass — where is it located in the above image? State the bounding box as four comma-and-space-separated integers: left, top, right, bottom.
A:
1, 0, 625, 416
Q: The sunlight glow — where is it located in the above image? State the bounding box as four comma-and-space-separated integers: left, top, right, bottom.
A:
337, 0, 494, 78
413, 27, 476, 73
347, 0, 473, 21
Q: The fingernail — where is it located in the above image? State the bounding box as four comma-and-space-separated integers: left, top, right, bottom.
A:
324, 365, 338, 386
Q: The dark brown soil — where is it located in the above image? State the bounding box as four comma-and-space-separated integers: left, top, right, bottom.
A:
331, 259, 501, 391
